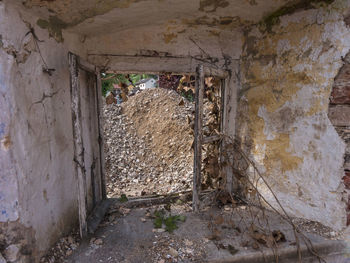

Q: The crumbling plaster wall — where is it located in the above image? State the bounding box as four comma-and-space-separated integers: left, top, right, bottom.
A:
237, 1, 350, 230
0, 1, 88, 261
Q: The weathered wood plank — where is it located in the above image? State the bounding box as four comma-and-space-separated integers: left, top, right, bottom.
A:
109, 190, 214, 210
78, 57, 96, 74
96, 71, 107, 200
88, 55, 228, 76
193, 65, 204, 212
89, 55, 194, 74
202, 135, 221, 144
222, 77, 233, 194
69, 52, 88, 238
203, 67, 228, 79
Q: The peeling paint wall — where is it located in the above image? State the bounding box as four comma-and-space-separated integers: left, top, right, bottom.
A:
238, 1, 350, 230
0, 1, 88, 261
1, 0, 245, 260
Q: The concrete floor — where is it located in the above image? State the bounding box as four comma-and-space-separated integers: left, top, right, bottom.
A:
65, 200, 349, 263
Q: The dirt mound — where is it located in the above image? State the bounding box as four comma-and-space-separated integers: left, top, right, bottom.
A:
103, 88, 194, 197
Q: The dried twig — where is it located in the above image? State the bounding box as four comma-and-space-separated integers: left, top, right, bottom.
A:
221, 134, 326, 263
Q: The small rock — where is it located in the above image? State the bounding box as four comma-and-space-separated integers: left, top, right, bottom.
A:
152, 228, 166, 233
120, 207, 131, 215
67, 236, 74, 244
184, 239, 193, 246
4, 244, 21, 262
94, 239, 103, 245
168, 247, 179, 257
224, 205, 231, 211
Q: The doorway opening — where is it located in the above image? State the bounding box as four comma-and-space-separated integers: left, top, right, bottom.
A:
68, 53, 229, 238
101, 72, 225, 200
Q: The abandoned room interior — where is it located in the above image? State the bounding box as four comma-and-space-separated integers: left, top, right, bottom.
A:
1, 0, 350, 262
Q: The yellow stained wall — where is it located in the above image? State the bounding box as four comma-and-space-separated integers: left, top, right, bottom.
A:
238, 1, 350, 230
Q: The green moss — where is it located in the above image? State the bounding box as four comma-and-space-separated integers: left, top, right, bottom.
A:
37, 16, 68, 43
261, 0, 335, 32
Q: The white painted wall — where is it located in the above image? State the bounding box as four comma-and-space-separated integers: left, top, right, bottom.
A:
0, 1, 90, 260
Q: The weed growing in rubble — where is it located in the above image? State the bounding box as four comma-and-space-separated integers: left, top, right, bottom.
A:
153, 209, 186, 233
118, 194, 128, 203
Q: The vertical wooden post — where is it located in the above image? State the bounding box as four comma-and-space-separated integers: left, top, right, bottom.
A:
221, 77, 233, 194
69, 52, 88, 238
193, 65, 204, 212
96, 71, 107, 200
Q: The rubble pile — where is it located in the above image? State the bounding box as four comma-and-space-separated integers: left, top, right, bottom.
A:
103, 88, 194, 197
40, 232, 80, 263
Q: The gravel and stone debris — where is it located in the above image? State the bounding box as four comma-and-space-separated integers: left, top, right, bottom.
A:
103, 88, 195, 197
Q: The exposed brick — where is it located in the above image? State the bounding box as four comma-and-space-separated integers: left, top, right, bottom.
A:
343, 172, 350, 189
345, 14, 350, 26
330, 86, 350, 104
334, 127, 350, 141
331, 62, 350, 104
345, 153, 350, 170
333, 63, 350, 85
328, 105, 350, 126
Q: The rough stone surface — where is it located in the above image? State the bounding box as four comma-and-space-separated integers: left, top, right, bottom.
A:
237, 1, 350, 230
329, 105, 350, 126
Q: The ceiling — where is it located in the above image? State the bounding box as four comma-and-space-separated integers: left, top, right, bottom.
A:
21, 0, 292, 37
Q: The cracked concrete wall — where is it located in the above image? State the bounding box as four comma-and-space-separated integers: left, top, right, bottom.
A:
237, 0, 350, 230
0, 1, 88, 261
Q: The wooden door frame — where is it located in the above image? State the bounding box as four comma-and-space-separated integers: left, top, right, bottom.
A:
86, 54, 231, 212
69, 52, 106, 238
192, 65, 230, 211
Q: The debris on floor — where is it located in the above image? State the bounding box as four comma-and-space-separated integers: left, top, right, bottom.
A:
63, 196, 344, 263
40, 231, 81, 263
103, 88, 194, 197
